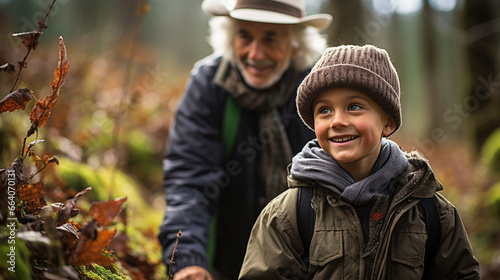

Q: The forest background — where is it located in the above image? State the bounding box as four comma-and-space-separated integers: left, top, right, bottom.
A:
0, 0, 499, 279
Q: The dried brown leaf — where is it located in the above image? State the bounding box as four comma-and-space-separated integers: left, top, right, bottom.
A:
12, 30, 43, 50
30, 150, 59, 172
25, 140, 45, 158
68, 225, 117, 266
89, 197, 127, 227
0, 88, 33, 113
18, 181, 47, 214
0, 63, 15, 75
0, 157, 23, 189
57, 222, 79, 248
28, 37, 69, 137
57, 187, 92, 226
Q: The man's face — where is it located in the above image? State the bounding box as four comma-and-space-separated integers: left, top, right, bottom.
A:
233, 20, 297, 89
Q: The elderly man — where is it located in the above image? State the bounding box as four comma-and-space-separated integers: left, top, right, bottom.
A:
158, 0, 331, 279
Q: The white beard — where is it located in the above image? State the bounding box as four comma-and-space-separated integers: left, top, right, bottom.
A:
235, 55, 292, 90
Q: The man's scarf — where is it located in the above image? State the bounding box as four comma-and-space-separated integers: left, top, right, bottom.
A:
214, 58, 301, 201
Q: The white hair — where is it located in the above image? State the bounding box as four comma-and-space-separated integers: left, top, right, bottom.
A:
207, 17, 328, 72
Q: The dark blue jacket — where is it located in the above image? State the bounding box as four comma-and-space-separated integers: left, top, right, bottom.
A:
158, 54, 315, 278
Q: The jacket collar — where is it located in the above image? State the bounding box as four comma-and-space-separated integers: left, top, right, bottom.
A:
392, 151, 442, 203
287, 150, 442, 201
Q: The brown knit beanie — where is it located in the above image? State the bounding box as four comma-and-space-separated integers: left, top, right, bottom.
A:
296, 45, 401, 136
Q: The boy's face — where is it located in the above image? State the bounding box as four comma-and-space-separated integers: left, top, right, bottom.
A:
233, 20, 298, 89
313, 88, 396, 180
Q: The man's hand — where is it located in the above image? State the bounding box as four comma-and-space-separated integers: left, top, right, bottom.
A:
173, 266, 212, 280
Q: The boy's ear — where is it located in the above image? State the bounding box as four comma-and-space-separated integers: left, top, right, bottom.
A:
383, 116, 397, 137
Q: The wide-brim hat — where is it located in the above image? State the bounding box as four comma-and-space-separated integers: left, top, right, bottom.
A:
201, 0, 332, 31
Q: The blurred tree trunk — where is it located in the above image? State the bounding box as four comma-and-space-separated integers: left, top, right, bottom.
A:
422, 0, 440, 133
324, 0, 365, 45
464, 0, 500, 151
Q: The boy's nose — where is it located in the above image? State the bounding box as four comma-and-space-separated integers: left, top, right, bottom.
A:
330, 113, 349, 128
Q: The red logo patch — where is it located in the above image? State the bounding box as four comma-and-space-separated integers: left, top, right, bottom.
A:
372, 213, 384, 220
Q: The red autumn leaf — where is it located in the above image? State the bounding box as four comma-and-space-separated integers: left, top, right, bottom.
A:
12, 30, 42, 50
0, 88, 33, 113
89, 197, 127, 227
68, 225, 117, 266
0, 63, 15, 75
17, 181, 47, 214
28, 36, 69, 137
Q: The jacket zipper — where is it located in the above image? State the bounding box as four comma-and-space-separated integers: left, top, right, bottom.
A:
371, 169, 431, 280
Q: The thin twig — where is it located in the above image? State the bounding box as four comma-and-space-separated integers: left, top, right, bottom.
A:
10, 0, 57, 93
169, 230, 182, 280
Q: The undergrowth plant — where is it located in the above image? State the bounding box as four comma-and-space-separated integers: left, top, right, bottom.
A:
0, 1, 136, 279
0, 1, 182, 279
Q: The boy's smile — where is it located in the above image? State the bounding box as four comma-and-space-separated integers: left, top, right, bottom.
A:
313, 88, 396, 181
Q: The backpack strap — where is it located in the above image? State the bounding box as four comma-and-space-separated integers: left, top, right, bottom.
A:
297, 187, 315, 265
421, 196, 441, 279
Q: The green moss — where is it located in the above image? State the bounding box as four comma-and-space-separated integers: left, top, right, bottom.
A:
126, 131, 162, 182
56, 157, 163, 230
57, 158, 108, 201
75, 263, 132, 280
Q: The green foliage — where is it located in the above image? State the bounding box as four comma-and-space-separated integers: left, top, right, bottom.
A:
485, 181, 500, 219
0, 235, 31, 280
480, 128, 500, 176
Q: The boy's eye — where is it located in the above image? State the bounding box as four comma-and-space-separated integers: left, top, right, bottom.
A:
348, 104, 363, 111
319, 107, 331, 114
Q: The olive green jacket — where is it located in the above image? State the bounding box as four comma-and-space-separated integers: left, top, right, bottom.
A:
239, 156, 479, 279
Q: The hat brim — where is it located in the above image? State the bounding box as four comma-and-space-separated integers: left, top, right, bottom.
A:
230, 9, 332, 30
201, 0, 332, 31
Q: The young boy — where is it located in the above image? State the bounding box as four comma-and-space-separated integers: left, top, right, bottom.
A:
238, 45, 480, 279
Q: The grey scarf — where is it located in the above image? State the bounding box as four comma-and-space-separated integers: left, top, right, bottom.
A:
290, 138, 408, 206
214, 58, 301, 201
